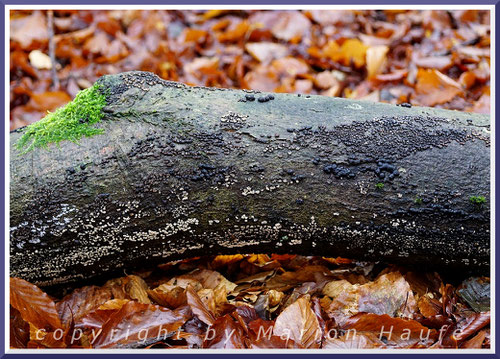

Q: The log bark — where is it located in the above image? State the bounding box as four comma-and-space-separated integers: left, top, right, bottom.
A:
10, 71, 491, 287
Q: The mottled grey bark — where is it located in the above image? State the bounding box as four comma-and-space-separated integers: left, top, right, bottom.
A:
10, 71, 490, 287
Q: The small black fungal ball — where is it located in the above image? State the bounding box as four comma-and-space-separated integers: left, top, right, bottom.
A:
286, 128, 295, 133
245, 94, 255, 101
66, 167, 76, 175
323, 163, 353, 179
285, 169, 295, 175
258, 96, 268, 103
296, 198, 304, 205
80, 163, 87, 170
397, 102, 412, 108
266, 94, 275, 100
291, 174, 306, 182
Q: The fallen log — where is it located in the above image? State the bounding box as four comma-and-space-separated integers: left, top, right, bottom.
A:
10, 71, 490, 287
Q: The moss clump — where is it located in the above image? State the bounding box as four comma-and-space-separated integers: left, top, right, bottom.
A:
470, 196, 486, 205
375, 182, 384, 189
414, 197, 423, 204
16, 84, 107, 153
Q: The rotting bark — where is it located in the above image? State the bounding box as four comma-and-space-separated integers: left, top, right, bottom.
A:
10, 71, 491, 287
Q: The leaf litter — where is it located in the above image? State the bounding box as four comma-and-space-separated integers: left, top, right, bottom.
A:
10, 254, 490, 349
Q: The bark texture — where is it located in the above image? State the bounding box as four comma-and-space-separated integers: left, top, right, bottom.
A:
10, 71, 491, 287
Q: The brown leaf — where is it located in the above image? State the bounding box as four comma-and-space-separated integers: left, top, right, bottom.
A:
10, 277, 62, 331
248, 318, 303, 348
97, 299, 130, 310
461, 329, 487, 348
186, 285, 215, 326
308, 10, 354, 25
417, 294, 442, 318
358, 272, 417, 317
325, 272, 417, 324
57, 286, 113, 328
322, 279, 357, 298
413, 56, 453, 71
271, 57, 310, 77
124, 275, 151, 304
468, 93, 490, 114
323, 331, 385, 349
92, 301, 190, 348
10, 11, 48, 48
273, 295, 321, 348
179, 269, 237, 292
315, 71, 339, 90
148, 285, 187, 309
453, 311, 490, 342
10, 306, 29, 348
342, 313, 437, 346
27, 91, 72, 113
250, 11, 311, 42
245, 42, 288, 63
203, 314, 247, 348
243, 66, 279, 92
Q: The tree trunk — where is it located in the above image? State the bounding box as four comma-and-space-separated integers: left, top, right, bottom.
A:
10, 71, 491, 287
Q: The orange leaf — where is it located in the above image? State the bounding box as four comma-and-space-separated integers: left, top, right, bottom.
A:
10, 277, 62, 331
323, 39, 368, 68
28, 91, 72, 112
414, 69, 463, 106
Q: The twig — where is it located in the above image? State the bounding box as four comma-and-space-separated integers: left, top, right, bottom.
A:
47, 10, 60, 90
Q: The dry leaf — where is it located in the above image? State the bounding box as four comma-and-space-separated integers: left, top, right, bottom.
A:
323, 331, 385, 349
186, 285, 215, 326
414, 69, 463, 106
92, 302, 190, 348
366, 45, 388, 78
148, 285, 187, 309
57, 286, 112, 327
246, 42, 288, 63
273, 295, 321, 348
10, 11, 48, 48
124, 275, 151, 304
10, 277, 62, 331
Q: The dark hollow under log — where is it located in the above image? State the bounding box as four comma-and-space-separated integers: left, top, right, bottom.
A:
10, 71, 491, 287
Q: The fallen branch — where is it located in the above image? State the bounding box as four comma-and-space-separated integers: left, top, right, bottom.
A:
10, 71, 490, 287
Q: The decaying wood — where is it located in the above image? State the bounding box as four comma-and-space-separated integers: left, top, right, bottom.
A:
10, 71, 490, 287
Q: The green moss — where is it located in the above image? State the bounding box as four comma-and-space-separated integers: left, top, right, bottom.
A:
16, 84, 107, 153
375, 182, 384, 189
470, 196, 486, 205
414, 196, 423, 204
